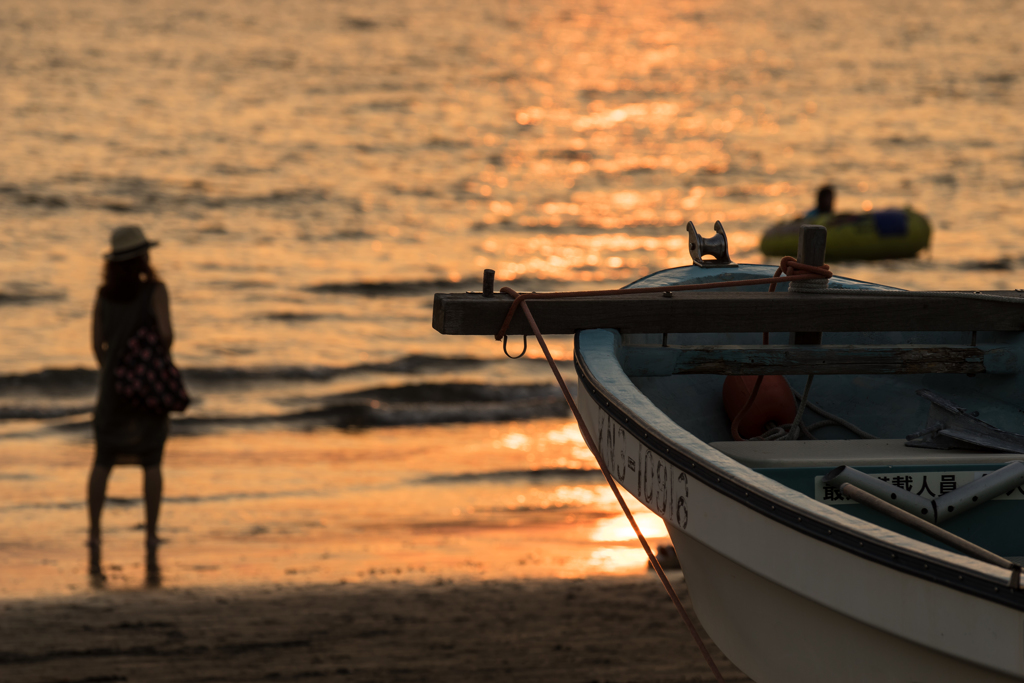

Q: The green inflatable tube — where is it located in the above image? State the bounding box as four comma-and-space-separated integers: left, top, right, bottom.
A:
760, 208, 931, 261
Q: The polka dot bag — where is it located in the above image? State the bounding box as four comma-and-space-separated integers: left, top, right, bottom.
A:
113, 325, 190, 414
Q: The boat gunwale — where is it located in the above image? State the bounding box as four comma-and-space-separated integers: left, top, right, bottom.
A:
573, 331, 1024, 612
624, 262, 899, 292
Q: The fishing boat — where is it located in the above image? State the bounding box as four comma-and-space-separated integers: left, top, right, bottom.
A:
761, 208, 930, 260
432, 223, 1024, 683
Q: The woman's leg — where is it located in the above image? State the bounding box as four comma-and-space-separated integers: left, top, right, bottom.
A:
88, 463, 112, 546
88, 462, 111, 578
143, 464, 162, 546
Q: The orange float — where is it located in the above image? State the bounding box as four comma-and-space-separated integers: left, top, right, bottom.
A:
722, 375, 797, 439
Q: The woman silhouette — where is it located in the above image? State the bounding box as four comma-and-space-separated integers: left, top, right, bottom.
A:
89, 225, 174, 581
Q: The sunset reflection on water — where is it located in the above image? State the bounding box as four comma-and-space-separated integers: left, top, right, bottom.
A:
2, 0, 1024, 598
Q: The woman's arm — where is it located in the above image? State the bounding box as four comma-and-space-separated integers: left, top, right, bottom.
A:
92, 295, 106, 363
152, 283, 174, 349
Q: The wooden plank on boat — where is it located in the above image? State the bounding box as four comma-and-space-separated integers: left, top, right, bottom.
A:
432, 291, 1024, 336
621, 344, 1020, 376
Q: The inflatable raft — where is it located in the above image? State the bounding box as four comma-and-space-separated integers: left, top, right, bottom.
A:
761, 209, 930, 261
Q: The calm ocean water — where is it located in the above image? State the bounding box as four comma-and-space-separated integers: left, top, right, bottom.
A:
1, 0, 1023, 595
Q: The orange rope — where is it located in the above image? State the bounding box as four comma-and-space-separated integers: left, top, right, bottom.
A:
496, 257, 832, 682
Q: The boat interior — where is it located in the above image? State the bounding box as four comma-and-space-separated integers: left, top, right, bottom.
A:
616, 323, 1024, 560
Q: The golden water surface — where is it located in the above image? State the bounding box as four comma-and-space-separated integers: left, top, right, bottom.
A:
1, 0, 1023, 596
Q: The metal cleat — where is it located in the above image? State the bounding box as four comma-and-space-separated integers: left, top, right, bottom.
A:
687, 220, 738, 268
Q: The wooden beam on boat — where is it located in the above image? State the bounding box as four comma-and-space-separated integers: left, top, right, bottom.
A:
432, 290, 1024, 336
621, 344, 1019, 376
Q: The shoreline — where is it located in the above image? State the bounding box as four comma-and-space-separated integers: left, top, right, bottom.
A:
0, 574, 749, 682
0, 424, 676, 601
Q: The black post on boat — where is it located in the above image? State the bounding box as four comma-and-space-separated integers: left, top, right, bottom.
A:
792, 224, 827, 345
482, 269, 495, 298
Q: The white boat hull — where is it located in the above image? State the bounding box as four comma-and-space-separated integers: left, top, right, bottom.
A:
669, 529, 1019, 683
575, 327, 1024, 682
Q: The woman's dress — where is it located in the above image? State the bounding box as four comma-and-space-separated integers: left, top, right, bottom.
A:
93, 282, 169, 465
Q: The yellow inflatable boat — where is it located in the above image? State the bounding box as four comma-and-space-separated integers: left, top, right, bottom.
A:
761, 209, 931, 261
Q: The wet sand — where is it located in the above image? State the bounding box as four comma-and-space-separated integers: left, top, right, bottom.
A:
0, 425, 686, 600
0, 574, 750, 683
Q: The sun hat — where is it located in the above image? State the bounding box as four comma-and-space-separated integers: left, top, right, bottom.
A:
105, 225, 158, 261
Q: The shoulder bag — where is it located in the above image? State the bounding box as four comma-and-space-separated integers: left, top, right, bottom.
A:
113, 325, 190, 414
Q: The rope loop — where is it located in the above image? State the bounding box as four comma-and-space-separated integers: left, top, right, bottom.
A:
502, 334, 528, 359
495, 287, 526, 341
776, 255, 832, 280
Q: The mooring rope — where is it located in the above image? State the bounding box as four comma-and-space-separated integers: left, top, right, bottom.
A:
494, 256, 833, 683
508, 292, 727, 683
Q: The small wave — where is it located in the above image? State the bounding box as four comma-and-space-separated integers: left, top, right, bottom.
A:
0, 370, 571, 432
2, 388, 570, 436
360, 355, 501, 374
960, 257, 1015, 271
14, 176, 367, 213
322, 229, 373, 239
0, 284, 66, 306
0, 489, 318, 512
207, 279, 276, 290
385, 183, 440, 197
0, 355, 508, 394
171, 395, 570, 432
471, 217, 690, 236
420, 468, 601, 484
329, 382, 565, 404
0, 406, 92, 419
344, 16, 379, 29
306, 279, 457, 296
0, 184, 69, 209
262, 312, 329, 322
310, 276, 568, 296
182, 355, 502, 384
0, 292, 65, 305
424, 137, 471, 149
0, 369, 97, 394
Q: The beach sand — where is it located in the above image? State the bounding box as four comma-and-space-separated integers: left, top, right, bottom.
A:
0, 574, 750, 682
